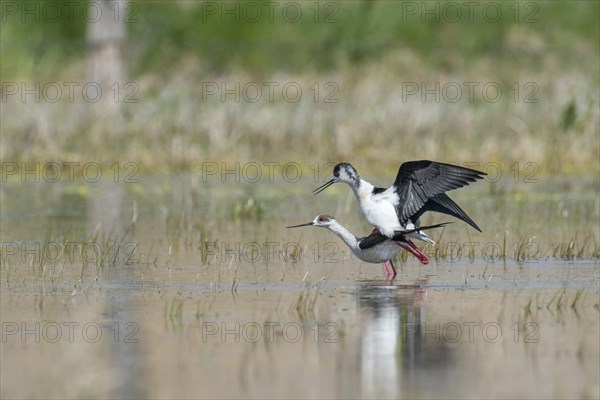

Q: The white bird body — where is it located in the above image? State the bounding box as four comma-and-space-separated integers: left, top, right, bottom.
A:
353, 179, 410, 238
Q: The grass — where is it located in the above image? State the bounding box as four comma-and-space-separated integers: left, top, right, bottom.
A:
2, 179, 597, 292
3, 59, 598, 175
552, 233, 600, 260
165, 296, 184, 330
398, 230, 599, 265
1, 1, 598, 175
519, 286, 594, 327
291, 277, 325, 322
0, 218, 151, 287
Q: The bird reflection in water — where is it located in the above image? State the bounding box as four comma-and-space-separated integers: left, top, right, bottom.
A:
355, 278, 454, 398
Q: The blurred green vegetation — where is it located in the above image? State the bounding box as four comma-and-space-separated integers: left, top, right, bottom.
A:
2, 0, 599, 79
1, 1, 598, 176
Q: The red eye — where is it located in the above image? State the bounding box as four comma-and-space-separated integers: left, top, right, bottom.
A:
319, 216, 326, 222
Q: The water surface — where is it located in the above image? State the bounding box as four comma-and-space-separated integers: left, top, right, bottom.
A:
1, 175, 599, 399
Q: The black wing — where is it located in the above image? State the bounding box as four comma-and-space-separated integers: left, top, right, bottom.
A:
394, 161, 485, 226
358, 231, 389, 250
412, 193, 482, 232
359, 222, 453, 250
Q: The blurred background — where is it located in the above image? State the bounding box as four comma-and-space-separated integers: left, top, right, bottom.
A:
2, 0, 599, 176
2, 2, 600, 399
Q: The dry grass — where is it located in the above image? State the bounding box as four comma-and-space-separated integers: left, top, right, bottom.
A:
2, 42, 598, 176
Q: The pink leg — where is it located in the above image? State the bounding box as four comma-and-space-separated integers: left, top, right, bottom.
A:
389, 259, 397, 277
383, 260, 397, 278
396, 240, 430, 265
384, 261, 392, 276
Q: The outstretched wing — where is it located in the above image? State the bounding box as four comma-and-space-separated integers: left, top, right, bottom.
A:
394, 161, 485, 226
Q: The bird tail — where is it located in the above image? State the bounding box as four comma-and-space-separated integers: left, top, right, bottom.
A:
392, 222, 453, 244
424, 193, 482, 232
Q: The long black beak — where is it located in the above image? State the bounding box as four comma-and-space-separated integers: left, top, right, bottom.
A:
286, 221, 314, 228
312, 179, 336, 195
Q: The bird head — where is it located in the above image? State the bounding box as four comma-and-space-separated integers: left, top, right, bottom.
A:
286, 214, 336, 229
313, 163, 360, 195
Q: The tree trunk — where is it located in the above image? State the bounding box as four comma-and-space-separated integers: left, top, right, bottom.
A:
87, 0, 127, 121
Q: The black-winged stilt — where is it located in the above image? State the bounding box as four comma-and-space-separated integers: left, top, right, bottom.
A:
313, 161, 485, 239
287, 214, 451, 276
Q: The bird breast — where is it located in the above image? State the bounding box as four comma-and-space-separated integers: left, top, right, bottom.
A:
360, 193, 402, 237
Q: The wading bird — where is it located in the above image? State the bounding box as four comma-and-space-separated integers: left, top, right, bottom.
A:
287, 214, 451, 277
313, 161, 485, 241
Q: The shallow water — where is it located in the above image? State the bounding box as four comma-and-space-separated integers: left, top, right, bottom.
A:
1, 175, 599, 399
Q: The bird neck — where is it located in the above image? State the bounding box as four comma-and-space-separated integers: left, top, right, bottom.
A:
327, 222, 360, 251
352, 178, 375, 203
